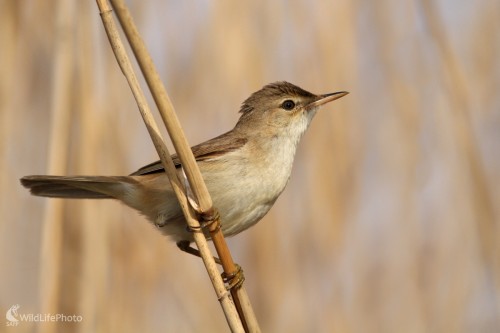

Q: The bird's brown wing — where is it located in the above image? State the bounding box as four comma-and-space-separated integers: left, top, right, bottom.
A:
130, 131, 247, 176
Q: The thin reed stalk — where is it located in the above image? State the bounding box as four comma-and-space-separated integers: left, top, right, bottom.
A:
108, 0, 260, 331
95, 0, 246, 331
38, 1, 75, 333
77, 2, 108, 332
420, 0, 496, 265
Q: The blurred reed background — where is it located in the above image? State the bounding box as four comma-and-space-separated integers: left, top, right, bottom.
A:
1, 0, 499, 332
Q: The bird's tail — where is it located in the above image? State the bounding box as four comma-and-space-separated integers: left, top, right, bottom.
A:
20, 175, 138, 199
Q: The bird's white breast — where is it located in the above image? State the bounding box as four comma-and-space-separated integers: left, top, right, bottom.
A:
200, 130, 303, 237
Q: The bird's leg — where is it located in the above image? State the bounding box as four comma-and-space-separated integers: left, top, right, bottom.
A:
178, 208, 244, 290
176, 240, 245, 290
176, 240, 222, 265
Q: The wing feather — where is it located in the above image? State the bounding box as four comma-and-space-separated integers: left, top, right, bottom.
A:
130, 132, 246, 176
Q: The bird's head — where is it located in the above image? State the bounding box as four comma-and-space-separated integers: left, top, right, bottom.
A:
235, 81, 348, 141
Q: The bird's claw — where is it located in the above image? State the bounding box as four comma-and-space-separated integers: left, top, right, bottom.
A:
222, 264, 245, 290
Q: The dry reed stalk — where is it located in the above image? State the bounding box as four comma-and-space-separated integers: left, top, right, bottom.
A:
38, 1, 76, 333
95, 0, 245, 331
420, 0, 496, 265
108, 1, 260, 331
76, 3, 109, 332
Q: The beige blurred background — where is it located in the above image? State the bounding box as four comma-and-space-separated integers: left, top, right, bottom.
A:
1, 0, 499, 332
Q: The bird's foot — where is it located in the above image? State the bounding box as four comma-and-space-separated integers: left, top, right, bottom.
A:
222, 264, 245, 290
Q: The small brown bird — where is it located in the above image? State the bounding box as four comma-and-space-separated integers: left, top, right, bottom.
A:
21, 82, 347, 247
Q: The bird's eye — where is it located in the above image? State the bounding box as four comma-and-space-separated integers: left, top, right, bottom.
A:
281, 100, 296, 110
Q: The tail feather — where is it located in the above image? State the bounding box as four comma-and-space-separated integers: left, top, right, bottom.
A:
20, 175, 137, 199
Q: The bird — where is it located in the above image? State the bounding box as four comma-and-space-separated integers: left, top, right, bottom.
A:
21, 81, 348, 249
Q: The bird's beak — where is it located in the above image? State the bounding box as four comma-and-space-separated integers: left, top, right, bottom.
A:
307, 91, 349, 109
